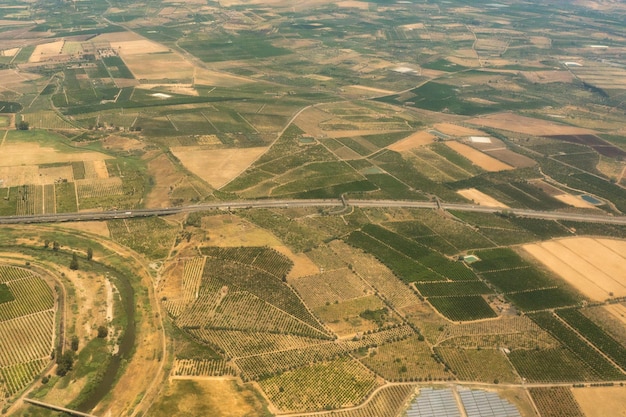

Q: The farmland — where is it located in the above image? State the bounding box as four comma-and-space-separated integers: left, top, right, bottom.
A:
1, 0, 626, 414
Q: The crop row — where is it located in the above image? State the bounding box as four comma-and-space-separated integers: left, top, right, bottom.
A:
345, 231, 436, 283
506, 288, 580, 311
329, 241, 418, 309
205, 291, 326, 338
0, 358, 48, 395
0, 266, 34, 284
0, 277, 54, 322
188, 329, 324, 359
16, 185, 43, 216
416, 281, 493, 297
298, 384, 416, 417
529, 312, 623, 380
258, 357, 378, 413
361, 224, 478, 281
428, 296, 497, 322
437, 316, 545, 342
202, 258, 326, 332
201, 246, 293, 279
508, 347, 599, 383
529, 387, 585, 417
292, 269, 370, 308
481, 267, 554, 293
557, 308, 626, 370
173, 359, 235, 377
182, 257, 205, 303
471, 248, 528, 272
175, 289, 223, 328
0, 310, 54, 367
43, 184, 55, 214
436, 347, 518, 383
76, 178, 123, 199
361, 335, 448, 382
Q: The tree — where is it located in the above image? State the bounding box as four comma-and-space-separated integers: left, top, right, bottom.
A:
16, 120, 29, 130
52, 241, 60, 252
71, 336, 79, 351
97, 325, 108, 338
56, 351, 74, 376
87, 247, 93, 261
69, 252, 79, 270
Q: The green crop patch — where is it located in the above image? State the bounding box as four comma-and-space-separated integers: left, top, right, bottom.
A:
428, 295, 496, 321
0, 283, 14, 304
481, 267, 554, 293
416, 281, 493, 297
506, 288, 580, 311
179, 34, 290, 63
471, 248, 528, 272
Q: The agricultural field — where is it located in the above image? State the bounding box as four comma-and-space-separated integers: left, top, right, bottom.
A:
2, 0, 626, 415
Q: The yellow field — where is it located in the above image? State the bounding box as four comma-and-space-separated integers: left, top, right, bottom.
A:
29, 40, 65, 63
457, 188, 508, 208
387, 131, 434, 151
0, 142, 110, 167
466, 112, 596, 136
445, 141, 513, 172
171, 146, 267, 189
572, 386, 626, 417
522, 237, 626, 302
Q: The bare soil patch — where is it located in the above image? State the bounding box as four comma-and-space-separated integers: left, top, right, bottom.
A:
102, 135, 145, 152
337, 1, 369, 9
274, 245, 319, 279
457, 188, 508, 208
145, 153, 185, 208
522, 237, 626, 302
603, 303, 626, 327
29, 40, 64, 63
123, 53, 194, 80
433, 123, 485, 137
171, 146, 267, 189
202, 214, 281, 247
466, 112, 596, 136
521, 70, 574, 84
326, 129, 407, 139
484, 149, 536, 168
0, 142, 110, 167
57, 221, 111, 237
194, 69, 254, 87
445, 141, 513, 172
110, 39, 169, 55
553, 194, 597, 208
38, 165, 74, 184
545, 134, 626, 158
572, 386, 626, 417
294, 107, 333, 137
387, 131, 434, 151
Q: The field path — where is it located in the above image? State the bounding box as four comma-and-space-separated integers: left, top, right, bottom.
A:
0, 129, 8, 147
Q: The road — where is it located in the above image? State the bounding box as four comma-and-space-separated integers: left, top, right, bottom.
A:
1, 199, 626, 225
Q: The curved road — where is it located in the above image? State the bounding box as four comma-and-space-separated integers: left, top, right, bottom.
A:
1, 199, 625, 225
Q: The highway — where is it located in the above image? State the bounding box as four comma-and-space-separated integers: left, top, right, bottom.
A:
1, 199, 626, 225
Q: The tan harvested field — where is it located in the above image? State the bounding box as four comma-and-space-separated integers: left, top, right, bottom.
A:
484, 149, 536, 168
522, 237, 626, 302
38, 165, 74, 184
92, 160, 109, 179
572, 386, 626, 417
194, 69, 254, 87
433, 123, 486, 137
521, 70, 574, 84
110, 39, 169, 55
457, 188, 508, 208
137, 84, 198, 96
58, 221, 111, 237
202, 214, 281, 247
326, 129, 407, 139
466, 112, 596, 136
0, 165, 38, 186
345, 85, 395, 95
0, 142, 110, 167
92, 32, 145, 43
388, 131, 434, 151
445, 141, 513, 171
337, 0, 369, 9
29, 40, 64, 63
553, 193, 597, 208
274, 245, 319, 279
1, 47, 19, 57
122, 53, 194, 80
171, 146, 267, 189
294, 107, 333, 137
102, 134, 145, 152
145, 153, 185, 208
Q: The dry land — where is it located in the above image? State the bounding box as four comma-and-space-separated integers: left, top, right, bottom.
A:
522, 237, 626, 302
466, 113, 596, 136
388, 131, 434, 151
457, 188, 509, 208
444, 141, 513, 172
171, 146, 267, 189
572, 386, 626, 417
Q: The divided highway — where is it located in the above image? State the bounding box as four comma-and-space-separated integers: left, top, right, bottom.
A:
1, 199, 626, 225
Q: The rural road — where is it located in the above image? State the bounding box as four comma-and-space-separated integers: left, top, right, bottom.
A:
1, 199, 626, 225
